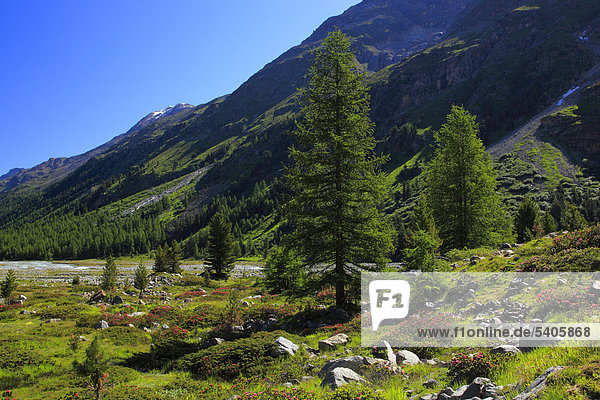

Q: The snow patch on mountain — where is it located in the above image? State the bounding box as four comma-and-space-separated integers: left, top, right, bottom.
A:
127, 103, 194, 134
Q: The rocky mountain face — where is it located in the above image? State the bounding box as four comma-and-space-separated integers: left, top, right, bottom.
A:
1, 0, 599, 259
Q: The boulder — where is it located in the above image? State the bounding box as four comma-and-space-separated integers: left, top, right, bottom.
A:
88, 290, 106, 304
514, 366, 565, 400
112, 295, 124, 305
271, 336, 299, 357
320, 367, 364, 389
490, 345, 521, 355
96, 320, 109, 330
18, 294, 27, 301
319, 356, 366, 378
318, 333, 349, 351
396, 350, 420, 365
423, 378, 440, 389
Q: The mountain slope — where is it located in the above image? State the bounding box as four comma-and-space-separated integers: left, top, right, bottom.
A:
1, 0, 600, 261
0, 103, 194, 194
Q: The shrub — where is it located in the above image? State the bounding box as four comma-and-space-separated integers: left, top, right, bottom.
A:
551, 224, 600, 253
244, 303, 302, 321
176, 331, 288, 380
238, 387, 317, 400
447, 352, 515, 383
263, 246, 305, 296
101, 326, 150, 347
38, 304, 93, 321
325, 384, 384, 400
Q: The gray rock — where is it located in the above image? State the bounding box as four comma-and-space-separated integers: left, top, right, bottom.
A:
490, 345, 521, 355
96, 320, 109, 330
318, 333, 349, 352
18, 294, 27, 301
282, 382, 293, 388
19, 310, 30, 315
418, 395, 437, 400
271, 336, 299, 357
46, 318, 61, 323
112, 295, 123, 305
423, 378, 440, 388
161, 324, 170, 330
396, 350, 420, 365
382, 340, 398, 370
514, 366, 565, 400
319, 356, 366, 378
320, 367, 364, 389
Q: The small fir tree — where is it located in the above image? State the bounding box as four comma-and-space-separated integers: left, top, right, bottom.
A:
166, 242, 182, 273
263, 246, 305, 296
540, 211, 558, 234
73, 335, 109, 400
514, 196, 540, 242
133, 261, 149, 298
100, 256, 117, 291
1, 270, 17, 301
206, 212, 236, 279
154, 244, 167, 273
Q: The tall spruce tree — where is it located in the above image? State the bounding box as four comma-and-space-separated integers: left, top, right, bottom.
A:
425, 106, 508, 249
206, 212, 236, 279
285, 30, 395, 307
1, 270, 17, 301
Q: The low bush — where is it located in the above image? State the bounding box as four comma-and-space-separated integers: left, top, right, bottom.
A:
37, 304, 93, 321
448, 351, 515, 383
176, 331, 289, 380
325, 384, 384, 400
101, 326, 150, 346
237, 387, 317, 400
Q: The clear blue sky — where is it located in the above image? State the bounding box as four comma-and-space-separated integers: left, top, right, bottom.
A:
0, 0, 360, 176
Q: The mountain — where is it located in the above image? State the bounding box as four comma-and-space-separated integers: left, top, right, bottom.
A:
0, 0, 599, 261
0, 103, 194, 193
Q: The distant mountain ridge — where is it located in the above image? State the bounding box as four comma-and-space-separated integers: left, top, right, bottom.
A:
0, 103, 194, 192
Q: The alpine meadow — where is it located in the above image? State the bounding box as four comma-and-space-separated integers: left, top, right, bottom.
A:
1, 1, 600, 399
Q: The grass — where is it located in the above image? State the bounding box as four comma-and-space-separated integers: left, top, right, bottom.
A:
2, 229, 600, 398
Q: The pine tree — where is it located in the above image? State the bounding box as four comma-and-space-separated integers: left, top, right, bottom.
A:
73, 335, 109, 400
154, 245, 167, 273
405, 194, 441, 271
166, 242, 182, 273
100, 256, 117, 291
425, 106, 508, 250
514, 196, 540, 242
541, 211, 558, 234
561, 202, 588, 231
133, 261, 149, 298
206, 212, 236, 279
285, 30, 395, 307
1, 270, 17, 301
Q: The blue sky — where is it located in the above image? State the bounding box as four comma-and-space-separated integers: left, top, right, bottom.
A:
0, 0, 360, 176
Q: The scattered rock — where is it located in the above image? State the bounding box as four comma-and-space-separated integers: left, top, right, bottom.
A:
319, 356, 366, 378
514, 366, 565, 400
46, 318, 61, 323
423, 378, 440, 389
88, 290, 106, 304
161, 324, 170, 330
396, 350, 420, 366
320, 367, 364, 389
271, 336, 299, 357
19, 310, 30, 315
18, 294, 27, 301
96, 320, 109, 330
490, 345, 521, 355
318, 333, 349, 351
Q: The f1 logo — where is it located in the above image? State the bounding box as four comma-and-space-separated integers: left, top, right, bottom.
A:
369, 280, 410, 331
